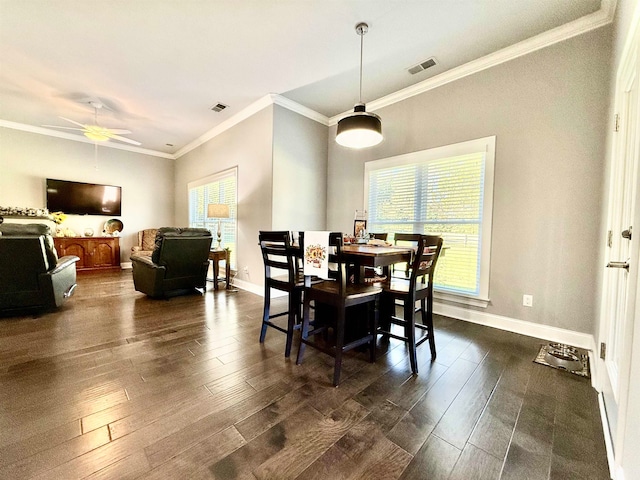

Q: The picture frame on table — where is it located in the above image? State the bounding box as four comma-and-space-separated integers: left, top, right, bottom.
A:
354, 220, 367, 238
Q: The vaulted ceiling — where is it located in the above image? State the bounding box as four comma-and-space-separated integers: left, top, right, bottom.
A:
0, 0, 609, 158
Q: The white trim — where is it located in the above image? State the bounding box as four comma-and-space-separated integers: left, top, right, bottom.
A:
271, 94, 329, 126
329, 1, 617, 125
187, 166, 238, 190
121, 261, 132, 270
434, 291, 490, 308
599, 392, 619, 480
364, 136, 496, 301
174, 94, 328, 159
174, 95, 274, 158
434, 300, 595, 350
230, 278, 264, 296
0, 120, 174, 159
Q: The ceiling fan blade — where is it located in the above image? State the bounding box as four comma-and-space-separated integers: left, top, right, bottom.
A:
108, 134, 141, 146
105, 128, 132, 134
59, 116, 88, 128
42, 125, 85, 132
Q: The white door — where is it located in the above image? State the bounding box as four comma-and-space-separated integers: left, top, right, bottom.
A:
599, 18, 640, 471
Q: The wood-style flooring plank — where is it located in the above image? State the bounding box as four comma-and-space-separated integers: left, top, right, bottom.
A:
138, 426, 245, 480
0, 419, 81, 469
384, 357, 478, 455
297, 418, 413, 480
430, 354, 505, 449
449, 443, 503, 480
143, 382, 289, 468
468, 355, 533, 459
0, 272, 611, 480
399, 434, 461, 480
0, 426, 110, 479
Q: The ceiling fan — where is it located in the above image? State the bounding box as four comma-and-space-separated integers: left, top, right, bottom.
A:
43, 101, 141, 146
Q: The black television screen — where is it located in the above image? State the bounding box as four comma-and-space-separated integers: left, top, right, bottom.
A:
46, 179, 122, 216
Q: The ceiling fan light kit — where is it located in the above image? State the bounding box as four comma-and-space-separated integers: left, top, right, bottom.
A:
336, 22, 383, 149
42, 100, 141, 146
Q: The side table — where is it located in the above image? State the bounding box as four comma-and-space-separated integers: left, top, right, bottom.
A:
208, 249, 231, 290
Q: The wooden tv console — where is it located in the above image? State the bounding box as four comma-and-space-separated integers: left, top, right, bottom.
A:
54, 236, 121, 272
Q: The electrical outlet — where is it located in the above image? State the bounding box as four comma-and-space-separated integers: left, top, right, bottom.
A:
243, 266, 249, 275
523, 294, 533, 307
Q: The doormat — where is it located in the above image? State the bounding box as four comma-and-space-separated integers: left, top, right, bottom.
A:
534, 342, 590, 378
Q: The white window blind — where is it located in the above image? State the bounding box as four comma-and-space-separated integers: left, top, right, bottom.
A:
365, 137, 495, 302
188, 167, 237, 268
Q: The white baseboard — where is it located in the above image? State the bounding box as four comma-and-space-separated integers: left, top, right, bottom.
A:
434, 300, 600, 389
434, 300, 595, 349
121, 262, 132, 270
598, 392, 618, 480
230, 278, 266, 296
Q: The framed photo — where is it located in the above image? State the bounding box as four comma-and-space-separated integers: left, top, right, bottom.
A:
354, 220, 367, 237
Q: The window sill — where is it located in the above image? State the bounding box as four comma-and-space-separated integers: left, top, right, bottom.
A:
434, 291, 490, 308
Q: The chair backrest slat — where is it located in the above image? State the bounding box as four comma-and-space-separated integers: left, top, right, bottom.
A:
409, 235, 443, 289
259, 231, 296, 286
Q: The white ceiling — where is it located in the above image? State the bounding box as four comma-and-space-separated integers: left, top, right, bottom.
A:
0, 0, 607, 157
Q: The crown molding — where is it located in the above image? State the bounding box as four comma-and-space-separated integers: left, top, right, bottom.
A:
270, 94, 329, 126
0, 120, 175, 159
174, 94, 328, 159
174, 94, 274, 159
329, 0, 617, 125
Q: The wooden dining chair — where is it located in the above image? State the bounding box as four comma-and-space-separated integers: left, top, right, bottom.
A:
391, 232, 422, 278
379, 234, 443, 374
296, 232, 382, 386
370, 233, 388, 241
258, 230, 304, 357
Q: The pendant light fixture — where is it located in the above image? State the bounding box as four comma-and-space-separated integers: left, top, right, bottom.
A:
336, 22, 383, 149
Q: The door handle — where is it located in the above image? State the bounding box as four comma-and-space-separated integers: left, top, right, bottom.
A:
607, 261, 629, 271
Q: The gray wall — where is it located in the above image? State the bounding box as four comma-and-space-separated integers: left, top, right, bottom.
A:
272, 105, 328, 231
0, 128, 174, 262
327, 27, 612, 334
174, 106, 275, 286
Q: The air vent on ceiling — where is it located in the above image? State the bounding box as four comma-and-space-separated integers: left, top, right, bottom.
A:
408, 57, 437, 75
211, 103, 228, 112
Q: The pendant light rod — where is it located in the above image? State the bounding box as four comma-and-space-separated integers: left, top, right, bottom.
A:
356, 22, 368, 104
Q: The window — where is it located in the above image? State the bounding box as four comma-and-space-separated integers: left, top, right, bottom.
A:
365, 137, 495, 305
188, 167, 237, 268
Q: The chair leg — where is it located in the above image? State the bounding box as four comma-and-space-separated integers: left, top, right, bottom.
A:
284, 292, 297, 358
426, 292, 436, 360
405, 299, 418, 374
379, 294, 392, 339
296, 297, 311, 365
333, 307, 345, 387
260, 286, 271, 343
369, 298, 379, 363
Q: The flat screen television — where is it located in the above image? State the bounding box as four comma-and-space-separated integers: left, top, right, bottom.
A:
46, 178, 122, 216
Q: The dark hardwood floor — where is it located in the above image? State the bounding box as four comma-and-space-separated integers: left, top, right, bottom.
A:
0, 271, 610, 479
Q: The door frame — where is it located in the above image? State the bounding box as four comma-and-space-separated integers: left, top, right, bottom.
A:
597, 6, 640, 478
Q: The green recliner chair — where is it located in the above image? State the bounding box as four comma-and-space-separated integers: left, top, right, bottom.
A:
0, 223, 80, 313
131, 227, 212, 298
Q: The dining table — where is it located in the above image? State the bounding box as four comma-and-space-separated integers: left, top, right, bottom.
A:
341, 243, 413, 282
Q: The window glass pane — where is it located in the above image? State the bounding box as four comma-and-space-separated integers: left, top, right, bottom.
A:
188, 168, 237, 269
366, 142, 493, 299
